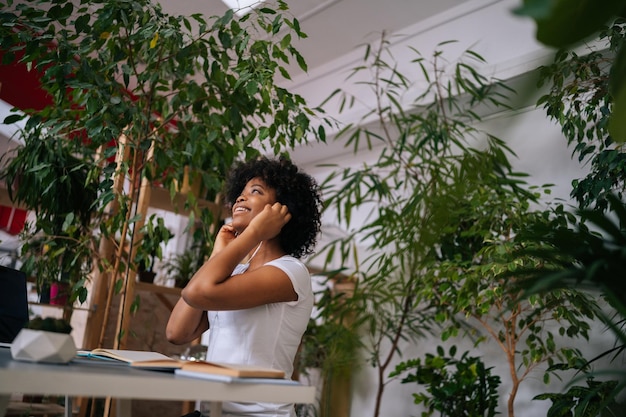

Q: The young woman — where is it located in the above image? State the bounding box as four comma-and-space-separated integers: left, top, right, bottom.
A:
166, 156, 322, 417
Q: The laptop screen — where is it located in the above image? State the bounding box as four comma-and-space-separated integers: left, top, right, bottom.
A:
0, 265, 29, 343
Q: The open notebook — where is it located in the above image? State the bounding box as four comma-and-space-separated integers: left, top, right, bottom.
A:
75, 348, 286, 379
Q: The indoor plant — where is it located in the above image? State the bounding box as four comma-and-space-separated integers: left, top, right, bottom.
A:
163, 242, 207, 288
511, 15, 626, 409
1, 130, 98, 310
0, 0, 326, 349
391, 345, 501, 417
11, 316, 76, 364
513, 1, 626, 143
316, 35, 607, 417
135, 215, 173, 284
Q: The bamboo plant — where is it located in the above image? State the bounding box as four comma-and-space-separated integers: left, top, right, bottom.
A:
315, 35, 606, 417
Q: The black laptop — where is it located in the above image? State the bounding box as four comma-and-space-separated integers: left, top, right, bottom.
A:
0, 265, 29, 343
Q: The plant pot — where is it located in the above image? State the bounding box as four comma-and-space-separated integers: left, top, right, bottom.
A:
138, 270, 156, 283
49, 282, 70, 306
10, 328, 77, 363
39, 282, 51, 304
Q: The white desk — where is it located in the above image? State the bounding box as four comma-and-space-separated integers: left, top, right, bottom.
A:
0, 348, 315, 417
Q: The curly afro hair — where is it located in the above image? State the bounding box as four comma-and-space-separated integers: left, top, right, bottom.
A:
224, 156, 323, 259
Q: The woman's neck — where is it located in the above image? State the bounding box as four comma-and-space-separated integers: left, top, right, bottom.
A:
243, 241, 263, 264
247, 239, 285, 268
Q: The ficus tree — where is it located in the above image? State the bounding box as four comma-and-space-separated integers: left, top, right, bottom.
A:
316, 34, 547, 417
532, 18, 626, 212
512, 5, 626, 409
0, 0, 326, 346
418, 178, 601, 417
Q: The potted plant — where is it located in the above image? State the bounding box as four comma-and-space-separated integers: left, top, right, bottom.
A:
1, 130, 98, 310
391, 345, 501, 417
164, 242, 207, 288
316, 35, 607, 417
163, 226, 212, 288
134, 215, 173, 284
0, 0, 326, 349
11, 316, 76, 364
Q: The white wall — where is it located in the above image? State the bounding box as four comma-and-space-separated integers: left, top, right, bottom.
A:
286, 0, 623, 416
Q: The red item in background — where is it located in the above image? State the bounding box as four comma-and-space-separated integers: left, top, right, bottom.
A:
49, 281, 70, 306
0, 205, 27, 235
0, 49, 40, 237
0, 50, 53, 111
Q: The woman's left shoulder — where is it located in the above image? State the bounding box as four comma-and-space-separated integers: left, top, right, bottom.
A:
267, 255, 305, 268
267, 256, 312, 302
266, 256, 308, 276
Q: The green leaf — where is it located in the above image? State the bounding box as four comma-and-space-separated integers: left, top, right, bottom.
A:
3, 113, 25, 124
294, 51, 307, 72
529, 0, 624, 47
245, 81, 258, 96
74, 14, 91, 34
114, 278, 123, 294
130, 295, 141, 314
512, 0, 556, 19
278, 66, 290, 80
280, 33, 291, 49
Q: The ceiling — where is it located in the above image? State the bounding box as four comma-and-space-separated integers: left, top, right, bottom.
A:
158, 0, 470, 79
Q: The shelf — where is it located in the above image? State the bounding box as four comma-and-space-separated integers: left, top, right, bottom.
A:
135, 281, 182, 296
28, 302, 92, 312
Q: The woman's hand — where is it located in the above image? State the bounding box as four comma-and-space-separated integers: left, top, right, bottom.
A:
247, 202, 291, 242
210, 223, 237, 258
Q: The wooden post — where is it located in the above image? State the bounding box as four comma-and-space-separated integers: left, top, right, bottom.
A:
81, 139, 129, 351
114, 141, 154, 350
320, 279, 356, 417
79, 140, 129, 417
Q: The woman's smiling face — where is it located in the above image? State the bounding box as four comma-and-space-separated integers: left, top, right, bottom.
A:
231, 177, 277, 233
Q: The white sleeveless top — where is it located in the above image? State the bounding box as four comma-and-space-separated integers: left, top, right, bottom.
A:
205, 255, 313, 417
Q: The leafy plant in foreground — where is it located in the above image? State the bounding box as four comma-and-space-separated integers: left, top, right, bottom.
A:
391, 345, 501, 417
0, 0, 326, 347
